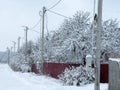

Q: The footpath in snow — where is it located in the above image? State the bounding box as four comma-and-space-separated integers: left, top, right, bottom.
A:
0, 64, 108, 90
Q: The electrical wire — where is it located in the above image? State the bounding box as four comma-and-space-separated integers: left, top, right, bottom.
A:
45, 12, 49, 36
30, 19, 41, 30
28, 15, 42, 34
47, 9, 70, 19
28, 29, 40, 34
48, 0, 62, 10
30, 14, 42, 30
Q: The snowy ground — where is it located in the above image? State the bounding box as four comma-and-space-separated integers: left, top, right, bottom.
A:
0, 64, 108, 90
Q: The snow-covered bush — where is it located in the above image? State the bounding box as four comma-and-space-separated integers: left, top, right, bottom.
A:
9, 53, 31, 72
58, 66, 95, 86
9, 41, 39, 72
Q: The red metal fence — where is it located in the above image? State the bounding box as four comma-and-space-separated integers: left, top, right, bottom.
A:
32, 62, 108, 83
43, 62, 80, 78
100, 64, 109, 83
31, 64, 39, 74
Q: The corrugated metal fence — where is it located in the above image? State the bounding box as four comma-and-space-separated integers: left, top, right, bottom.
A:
32, 62, 108, 83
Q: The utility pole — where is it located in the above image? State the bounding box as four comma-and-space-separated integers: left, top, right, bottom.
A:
18, 36, 21, 52
41, 6, 46, 66
95, 0, 103, 90
11, 46, 13, 57
23, 26, 29, 61
7, 47, 10, 65
92, 0, 96, 60
12, 41, 16, 54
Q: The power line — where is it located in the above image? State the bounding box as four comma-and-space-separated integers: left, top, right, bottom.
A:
47, 9, 70, 19
29, 29, 40, 34
29, 16, 42, 34
45, 12, 49, 35
48, 0, 62, 10
30, 19, 41, 30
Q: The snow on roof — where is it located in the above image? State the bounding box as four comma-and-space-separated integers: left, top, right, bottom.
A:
109, 58, 120, 62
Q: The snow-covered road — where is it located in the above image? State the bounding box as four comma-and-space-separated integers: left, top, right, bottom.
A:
0, 64, 108, 90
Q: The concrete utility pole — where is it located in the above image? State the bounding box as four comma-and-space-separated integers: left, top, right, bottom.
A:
12, 41, 16, 54
23, 26, 29, 61
11, 46, 13, 57
41, 6, 46, 64
7, 47, 10, 65
95, 0, 103, 90
18, 36, 21, 52
91, 0, 96, 69
92, 0, 96, 60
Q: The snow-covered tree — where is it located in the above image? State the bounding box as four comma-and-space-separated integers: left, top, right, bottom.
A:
100, 19, 120, 61
47, 11, 92, 63
102, 19, 120, 53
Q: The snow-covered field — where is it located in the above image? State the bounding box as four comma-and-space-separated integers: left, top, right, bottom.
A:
0, 64, 108, 90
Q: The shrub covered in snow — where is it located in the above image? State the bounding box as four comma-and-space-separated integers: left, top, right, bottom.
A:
58, 66, 95, 86
9, 41, 38, 72
10, 53, 31, 72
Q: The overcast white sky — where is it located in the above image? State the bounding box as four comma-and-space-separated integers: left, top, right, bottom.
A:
0, 0, 120, 51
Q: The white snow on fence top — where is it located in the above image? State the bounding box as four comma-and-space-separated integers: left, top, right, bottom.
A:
109, 58, 120, 62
